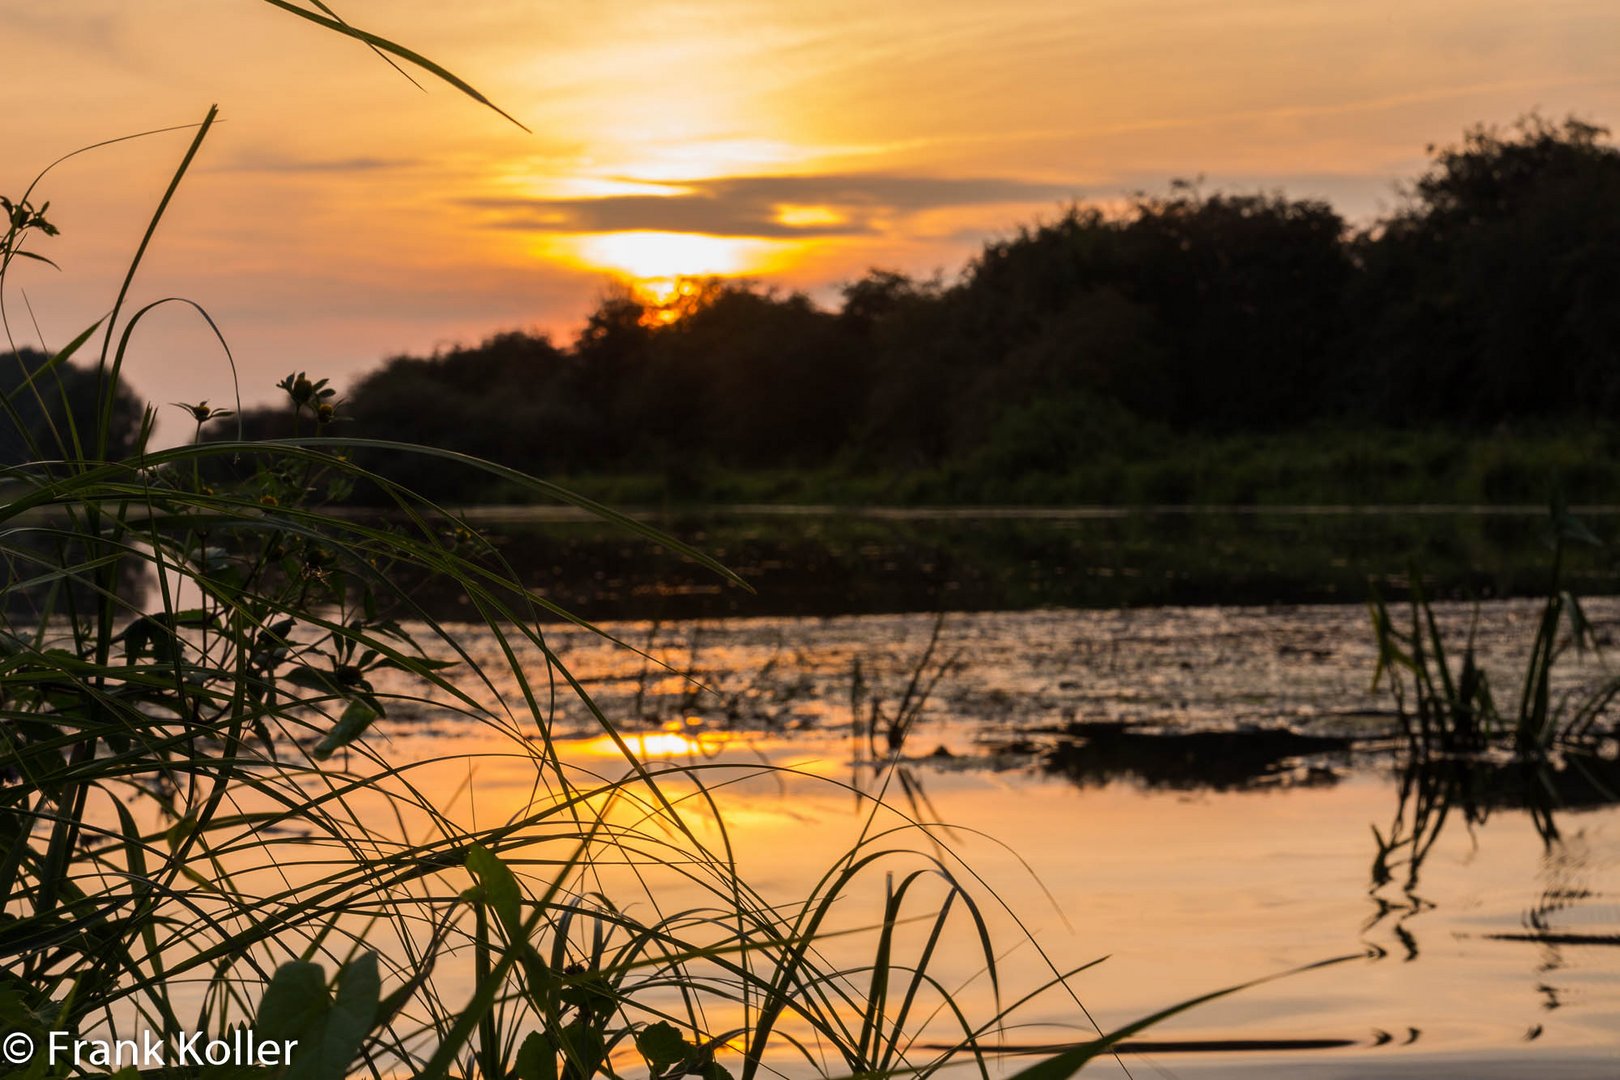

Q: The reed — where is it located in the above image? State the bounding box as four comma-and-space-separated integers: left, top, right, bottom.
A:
1368, 508, 1620, 758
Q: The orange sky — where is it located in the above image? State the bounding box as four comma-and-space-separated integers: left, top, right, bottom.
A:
3, 0, 1617, 426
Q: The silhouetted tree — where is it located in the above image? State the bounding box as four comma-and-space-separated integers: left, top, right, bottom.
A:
0, 349, 144, 464
1355, 115, 1620, 422
660, 283, 859, 465
344, 331, 578, 496
571, 285, 654, 463
953, 188, 1350, 432
303, 114, 1620, 501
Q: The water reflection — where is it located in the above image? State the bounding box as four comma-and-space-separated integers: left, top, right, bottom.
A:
578, 722, 734, 760
1032, 721, 1356, 791
1367, 753, 1619, 938
1010, 720, 1620, 969
370, 602, 1620, 1070
396, 507, 1620, 621
848, 613, 961, 832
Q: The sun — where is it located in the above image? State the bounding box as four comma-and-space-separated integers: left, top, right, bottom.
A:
580, 231, 761, 310
579, 230, 763, 280
535, 229, 789, 306
528, 223, 821, 320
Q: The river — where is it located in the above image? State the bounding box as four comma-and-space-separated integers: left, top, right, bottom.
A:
362, 547, 1620, 1080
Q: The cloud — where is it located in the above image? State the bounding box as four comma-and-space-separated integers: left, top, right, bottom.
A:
208, 156, 421, 175
0, 7, 124, 57
462, 172, 1079, 238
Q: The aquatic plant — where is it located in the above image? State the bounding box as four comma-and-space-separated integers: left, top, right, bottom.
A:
1368, 509, 1620, 757
1365, 510, 1620, 918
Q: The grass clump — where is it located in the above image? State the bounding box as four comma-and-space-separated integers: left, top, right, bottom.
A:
1368, 508, 1620, 757
1365, 507, 1620, 905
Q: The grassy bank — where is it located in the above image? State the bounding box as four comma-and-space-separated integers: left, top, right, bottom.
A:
477, 427, 1620, 509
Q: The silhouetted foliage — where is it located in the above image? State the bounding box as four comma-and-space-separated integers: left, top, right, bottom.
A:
0, 349, 144, 465
1355, 116, 1620, 423
314, 114, 1620, 502
0, 349, 148, 614
947, 187, 1351, 432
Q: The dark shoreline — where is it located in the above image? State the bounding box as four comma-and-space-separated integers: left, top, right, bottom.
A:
387, 505, 1620, 621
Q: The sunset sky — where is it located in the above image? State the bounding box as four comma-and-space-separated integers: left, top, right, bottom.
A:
3, 0, 1617, 427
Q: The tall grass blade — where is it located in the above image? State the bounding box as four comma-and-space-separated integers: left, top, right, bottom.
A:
255, 0, 530, 130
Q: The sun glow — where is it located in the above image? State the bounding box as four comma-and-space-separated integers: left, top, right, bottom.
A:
577, 720, 734, 760
630, 277, 717, 319
774, 204, 846, 229
578, 231, 760, 280
535, 228, 805, 314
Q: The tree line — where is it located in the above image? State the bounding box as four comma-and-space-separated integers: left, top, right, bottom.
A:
184, 116, 1620, 498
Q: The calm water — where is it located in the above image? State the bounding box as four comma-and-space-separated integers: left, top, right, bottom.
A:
45, 510, 1620, 1073
372, 599, 1620, 1078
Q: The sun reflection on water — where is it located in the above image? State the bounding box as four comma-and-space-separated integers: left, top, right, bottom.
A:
579, 718, 733, 759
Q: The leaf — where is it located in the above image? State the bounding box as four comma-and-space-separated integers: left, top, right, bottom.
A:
465, 844, 523, 941
559, 1018, 607, 1079
256, 960, 330, 1044
263, 618, 297, 640
164, 813, 199, 851
256, 0, 528, 130
257, 956, 380, 1080
121, 616, 154, 660
313, 699, 379, 759
299, 953, 381, 1080
636, 1021, 690, 1068
286, 667, 337, 693
378, 653, 459, 675
558, 972, 615, 1019
516, 1031, 558, 1080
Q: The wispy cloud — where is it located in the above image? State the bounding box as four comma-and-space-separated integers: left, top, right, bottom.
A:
462, 172, 1079, 238
208, 156, 421, 175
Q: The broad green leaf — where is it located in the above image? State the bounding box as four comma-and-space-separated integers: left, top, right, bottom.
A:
256, 960, 330, 1044
465, 844, 523, 941
516, 1031, 558, 1080
313, 699, 379, 759
288, 953, 380, 1080
636, 1021, 690, 1068
257, 956, 379, 1080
